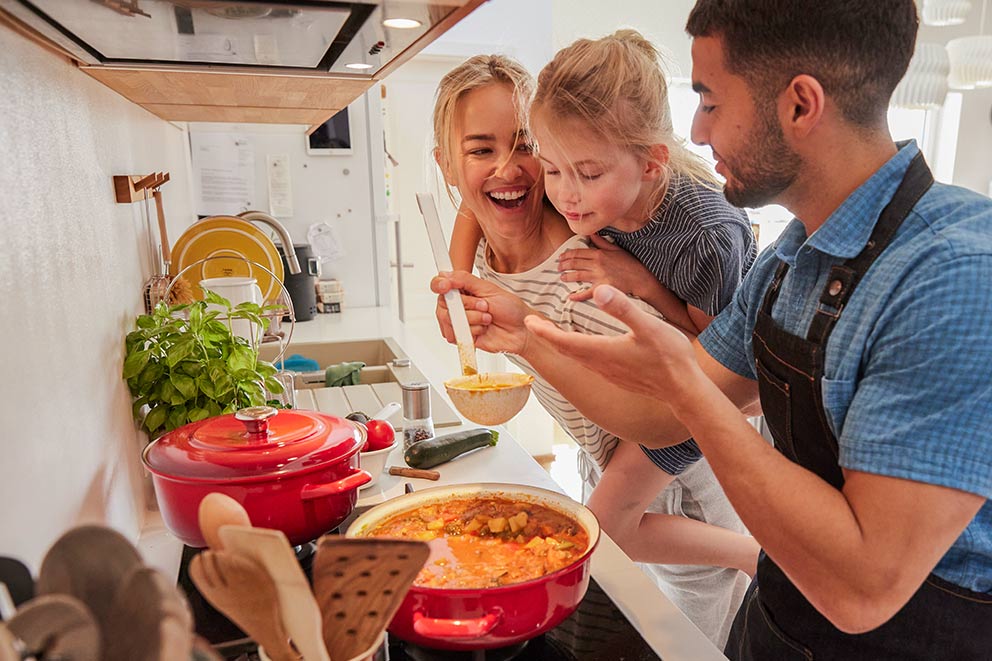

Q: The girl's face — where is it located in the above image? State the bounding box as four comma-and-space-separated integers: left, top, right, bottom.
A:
531, 111, 663, 234
448, 83, 544, 241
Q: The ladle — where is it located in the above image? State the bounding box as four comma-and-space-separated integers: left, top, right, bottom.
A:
417, 192, 478, 376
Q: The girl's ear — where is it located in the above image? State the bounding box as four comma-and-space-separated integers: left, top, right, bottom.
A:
434, 146, 457, 186
642, 144, 670, 181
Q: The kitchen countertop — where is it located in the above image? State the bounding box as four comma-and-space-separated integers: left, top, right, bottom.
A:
138, 307, 725, 661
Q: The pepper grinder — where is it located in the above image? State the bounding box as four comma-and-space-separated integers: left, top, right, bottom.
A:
401, 382, 434, 451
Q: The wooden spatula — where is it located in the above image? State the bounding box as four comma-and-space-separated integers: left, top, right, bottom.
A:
35, 525, 143, 645
6, 594, 100, 660
218, 525, 329, 661
313, 537, 429, 661
197, 492, 252, 550
103, 565, 193, 661
0, 623, 19, 661
190, 550, 299, 661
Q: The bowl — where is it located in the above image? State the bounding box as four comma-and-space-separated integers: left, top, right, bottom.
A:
443, 372, 534, 425
359, 438, 398, 490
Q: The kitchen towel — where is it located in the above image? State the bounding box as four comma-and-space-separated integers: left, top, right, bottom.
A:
325, 362, 365, 387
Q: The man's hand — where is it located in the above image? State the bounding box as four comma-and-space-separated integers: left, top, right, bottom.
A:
558, 234, 657, 302
431, 271, 536, 355
524, 284, 698, 402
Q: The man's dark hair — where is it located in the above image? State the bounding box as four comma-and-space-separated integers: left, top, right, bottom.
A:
686, 0, 918, 127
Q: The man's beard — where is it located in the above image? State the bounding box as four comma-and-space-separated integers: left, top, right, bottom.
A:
722, 110, 802, 209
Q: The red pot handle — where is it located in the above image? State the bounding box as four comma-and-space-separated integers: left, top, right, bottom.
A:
300, 469, 372, 499
412, 610, 501, 639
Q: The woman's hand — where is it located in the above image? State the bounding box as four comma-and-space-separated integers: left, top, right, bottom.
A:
431, 271, 537, 355
558, 234, 656, 302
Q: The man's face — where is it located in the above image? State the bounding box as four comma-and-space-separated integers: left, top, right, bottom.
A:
689, 36, 802, 208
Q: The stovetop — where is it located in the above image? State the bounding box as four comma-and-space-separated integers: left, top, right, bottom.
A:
177, 508, 661, 661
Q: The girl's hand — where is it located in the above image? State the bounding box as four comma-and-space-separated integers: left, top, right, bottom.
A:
558, 234, 657, 302
431, 271, 536, 355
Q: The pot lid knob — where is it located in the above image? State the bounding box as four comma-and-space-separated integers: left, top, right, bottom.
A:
235, 405, 278, 439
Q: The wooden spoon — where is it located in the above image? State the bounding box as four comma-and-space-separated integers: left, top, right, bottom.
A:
313, 537, 429, 661
5, 594, 100, 660
190, 550, 299, 661
218, 526, 328, 661
198, 492, 252, 549
102, 565, 193, 661
35, 525, 143, 644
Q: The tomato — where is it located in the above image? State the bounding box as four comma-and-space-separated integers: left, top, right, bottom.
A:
363, 419, 396, 452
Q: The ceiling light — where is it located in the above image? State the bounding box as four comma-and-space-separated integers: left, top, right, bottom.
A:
947, 35, 992, 87
922, 0, 972, 25
345, 62, 374, 70
947, 0, 992, 88
892, 42, 950, 107
383, 18, 422, 29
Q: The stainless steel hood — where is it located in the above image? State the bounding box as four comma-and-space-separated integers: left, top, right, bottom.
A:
1, 0, 472, 76
0, 0, 483, 126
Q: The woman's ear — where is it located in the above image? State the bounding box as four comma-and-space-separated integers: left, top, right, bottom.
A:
642, 144, 670, 181
434, 146, 457, 186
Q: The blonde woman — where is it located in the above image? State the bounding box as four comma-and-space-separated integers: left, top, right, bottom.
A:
431, 52, 757, 647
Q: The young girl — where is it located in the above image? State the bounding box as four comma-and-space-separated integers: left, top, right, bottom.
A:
432, 46, 757, 648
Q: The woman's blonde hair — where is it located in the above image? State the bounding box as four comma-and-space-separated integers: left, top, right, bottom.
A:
533, 29, 719, 206
432, 54, 535, 206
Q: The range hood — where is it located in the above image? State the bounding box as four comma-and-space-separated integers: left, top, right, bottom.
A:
0, 0, 483, 126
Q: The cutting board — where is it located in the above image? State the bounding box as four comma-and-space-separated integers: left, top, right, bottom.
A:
294, 383, 461, 429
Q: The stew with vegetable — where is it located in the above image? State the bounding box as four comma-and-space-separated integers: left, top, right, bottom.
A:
364, 497, 588, 588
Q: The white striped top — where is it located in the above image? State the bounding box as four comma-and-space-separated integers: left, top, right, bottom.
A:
477, 236, 701, 482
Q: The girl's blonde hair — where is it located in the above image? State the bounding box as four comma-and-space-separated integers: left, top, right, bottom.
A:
432, 54, 535, 205
533, 29, 719, 205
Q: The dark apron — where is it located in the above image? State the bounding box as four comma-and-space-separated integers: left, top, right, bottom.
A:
725, 153, 992, 661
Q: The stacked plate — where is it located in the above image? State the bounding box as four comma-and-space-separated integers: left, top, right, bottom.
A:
170, 216, 285, 303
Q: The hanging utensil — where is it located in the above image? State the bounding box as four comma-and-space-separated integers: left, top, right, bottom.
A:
142, 187, 170, 313
5, 594, 100, 661
103, 566, 194, 661
416, 192, 478, 376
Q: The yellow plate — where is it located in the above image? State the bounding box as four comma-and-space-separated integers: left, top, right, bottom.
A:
170, 216, 285, 303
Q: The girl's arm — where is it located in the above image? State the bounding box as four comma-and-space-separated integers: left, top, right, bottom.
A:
559, 235, 702, 334
449, 204, 484, 272
587, 440, 759, 577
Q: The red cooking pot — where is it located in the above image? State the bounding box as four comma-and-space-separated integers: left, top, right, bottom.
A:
143, 405, 371, 547
346, 483, 600, 651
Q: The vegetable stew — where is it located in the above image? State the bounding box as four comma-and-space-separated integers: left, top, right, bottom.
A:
364, 496, 589, 588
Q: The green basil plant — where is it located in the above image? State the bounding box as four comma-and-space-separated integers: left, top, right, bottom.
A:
123, 290, 286, 439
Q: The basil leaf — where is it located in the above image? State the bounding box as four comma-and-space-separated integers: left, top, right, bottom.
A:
123, 349, 150, 379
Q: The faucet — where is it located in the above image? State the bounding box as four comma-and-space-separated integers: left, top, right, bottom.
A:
238, 210, 302, 274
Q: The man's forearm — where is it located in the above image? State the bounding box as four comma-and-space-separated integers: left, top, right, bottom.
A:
520, 334, 693, 447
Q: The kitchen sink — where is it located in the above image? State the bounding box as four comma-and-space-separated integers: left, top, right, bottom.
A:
258, 337, 460, 429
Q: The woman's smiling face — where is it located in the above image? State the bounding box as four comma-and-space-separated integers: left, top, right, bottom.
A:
449, 83, 545, 240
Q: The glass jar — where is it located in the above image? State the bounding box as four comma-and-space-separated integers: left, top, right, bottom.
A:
401, 381, 434, 451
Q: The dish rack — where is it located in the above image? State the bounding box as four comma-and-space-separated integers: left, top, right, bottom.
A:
165, 255, 296, 367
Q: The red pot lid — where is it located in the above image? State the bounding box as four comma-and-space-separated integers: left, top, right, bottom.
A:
142, 406, 365, 482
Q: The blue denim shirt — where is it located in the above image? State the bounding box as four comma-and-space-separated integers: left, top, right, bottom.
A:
699, 141, 992, 593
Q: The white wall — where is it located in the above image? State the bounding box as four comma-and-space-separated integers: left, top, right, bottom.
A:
186, 95, 382, 308
0, 27, 195, 569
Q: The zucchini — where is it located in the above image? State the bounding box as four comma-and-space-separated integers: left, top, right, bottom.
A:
404, 428, 499, 469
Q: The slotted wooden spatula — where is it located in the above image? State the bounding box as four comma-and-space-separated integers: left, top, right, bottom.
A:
313, 537, 429, 661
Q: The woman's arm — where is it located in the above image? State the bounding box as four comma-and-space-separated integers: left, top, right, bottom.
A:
587, 441, 759, 576
449, 205, 485, 272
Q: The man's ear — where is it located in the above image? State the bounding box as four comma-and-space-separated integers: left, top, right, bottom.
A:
434, 146, 457, 186
781, 74, 825, 139
642, 143, 670, 181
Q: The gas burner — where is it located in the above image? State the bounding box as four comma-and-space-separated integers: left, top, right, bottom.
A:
293, 540, 317, 563
396, 641, 528, 661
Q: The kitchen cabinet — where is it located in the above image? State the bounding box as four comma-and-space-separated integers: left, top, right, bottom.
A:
0, 0, 485, 130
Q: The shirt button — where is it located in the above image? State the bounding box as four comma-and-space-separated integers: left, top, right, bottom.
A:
828, 280, 843, 296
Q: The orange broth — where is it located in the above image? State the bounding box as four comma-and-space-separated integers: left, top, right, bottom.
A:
365, 497, 588, 589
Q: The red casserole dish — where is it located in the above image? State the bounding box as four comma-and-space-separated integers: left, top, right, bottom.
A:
143, 405, 371, 547
345, 483, 600, 650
